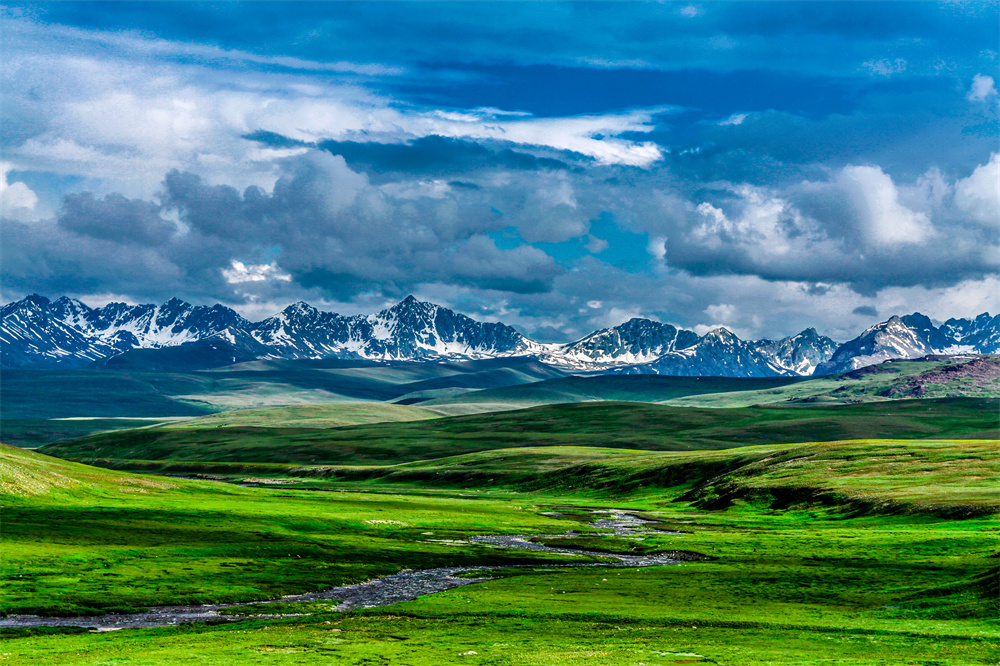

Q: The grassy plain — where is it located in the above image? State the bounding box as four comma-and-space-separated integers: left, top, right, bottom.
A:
0, 444, 593, 617
42, 398, 998, 469
0, 358, 562, 447
166, 402, 440, 429
4, 428, 999, 664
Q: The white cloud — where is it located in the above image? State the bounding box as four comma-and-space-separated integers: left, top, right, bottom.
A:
585, 235, 609, 254
719, 113, 747, 126
967, 74, 997, 101
647, 235, 668, 261
0, 163, 39, 221
862, 58, 907, 77
954, 152, 1000, 227
222, 261, 292, 284
704, 303, 735, 321
4, 15, 669, 203
835, 165, 932, 246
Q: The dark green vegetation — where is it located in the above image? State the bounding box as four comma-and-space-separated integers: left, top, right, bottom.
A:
0, 357, 565, 447
216, 601, 341, 616
3, 437, 998, 664
422, 373, 808, 413
5, 356, 997, 448
289, 439, 1000, 516
4, 360, 999, 664
42, 398, 998, 469
423, 354, 1000, 412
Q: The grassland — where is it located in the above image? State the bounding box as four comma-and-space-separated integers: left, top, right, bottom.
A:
5, 356, 995, 449
41, 398, 998, 469
166, 402, 440, 429
2, 438, 997, 664
424, 355, 1000, 412
0, 444, 594, 617
0, 358, 563, 447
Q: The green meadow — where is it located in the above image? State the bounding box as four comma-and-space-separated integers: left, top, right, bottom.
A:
39, 398, 997, 470
3, 397, 999, 665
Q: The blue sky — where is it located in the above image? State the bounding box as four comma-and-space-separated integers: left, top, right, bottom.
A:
1, 1, 997, 341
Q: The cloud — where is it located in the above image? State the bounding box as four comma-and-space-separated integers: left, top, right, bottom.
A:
2, 5, 997, 341
0, 163, 39, 221
954, 152, 999, 227
585, 235, 609, 254
57, 192, 176, 245
967, 74, 997, 101
704, 303, 735, 321
647, 236, 667, 261
834, 165, 932, 246
308, 135, 576, 178
862, 58, 907, 77
852, 305, 878, 317
222, 261, 292, 284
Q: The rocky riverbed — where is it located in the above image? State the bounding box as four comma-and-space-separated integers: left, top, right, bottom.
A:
0, 511, 695, 631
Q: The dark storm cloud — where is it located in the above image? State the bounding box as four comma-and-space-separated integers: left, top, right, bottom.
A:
852, 305, 878, 318
1, 151, 567, 304
5, 144, 996, 310
57, 192, 176, 245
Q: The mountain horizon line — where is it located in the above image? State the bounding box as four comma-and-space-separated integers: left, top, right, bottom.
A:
2, 292, 997, 376
9, 291, 995, 345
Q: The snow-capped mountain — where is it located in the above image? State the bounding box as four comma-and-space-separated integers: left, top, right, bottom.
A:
0, 294, 537, 369
0, 295, 117, 368
341, 296, 537, 361
814, 312, 997, 375
67, 297, 252, 349
2, 294, 996, 376
101, 326, 275, 371
540, 318, 699, 370
248, 296, 537, 361
249, 301, 354, 359
941, 313, 1000, 354
618, 327, 788, 377
757, 328, 839, 376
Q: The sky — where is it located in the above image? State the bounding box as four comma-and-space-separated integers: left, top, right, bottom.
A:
1, 1, 997, 342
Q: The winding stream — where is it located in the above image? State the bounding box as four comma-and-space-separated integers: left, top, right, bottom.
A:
1, 511, 689, 631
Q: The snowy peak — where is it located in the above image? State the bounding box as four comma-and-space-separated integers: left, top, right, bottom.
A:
2, 294, 996, 374
541, 317, 699, 370
79, 299, 249, 349
0, 295, 114, 369
757, 327, 839, 376
620, 326, 787, 378
250, 302, 351, 359
351, 296, 533, 360
49, 296, 94, 328
814, 311, 993, 375
941, 312, 1000, 353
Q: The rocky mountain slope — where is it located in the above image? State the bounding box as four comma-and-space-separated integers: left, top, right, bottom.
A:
2, 294, 996, 377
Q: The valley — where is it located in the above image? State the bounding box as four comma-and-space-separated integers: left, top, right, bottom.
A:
2, 360, 998, 664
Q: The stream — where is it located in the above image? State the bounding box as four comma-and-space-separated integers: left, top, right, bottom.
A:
0, 511, 690, 631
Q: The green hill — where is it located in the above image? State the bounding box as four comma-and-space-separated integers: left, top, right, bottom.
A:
425, 355, 1000, 413
165, 402, 440, 429
40, 398, 998, 468
310, 439, 1000, 515
0, 358, 564, 446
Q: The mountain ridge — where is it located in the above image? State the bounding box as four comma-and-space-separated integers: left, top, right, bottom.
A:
2, 294, 996, 377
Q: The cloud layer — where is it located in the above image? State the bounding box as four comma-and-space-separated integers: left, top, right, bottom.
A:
1, 2, 997, 341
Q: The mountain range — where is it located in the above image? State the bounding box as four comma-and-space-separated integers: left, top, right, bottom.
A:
2, 294, 996, 377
